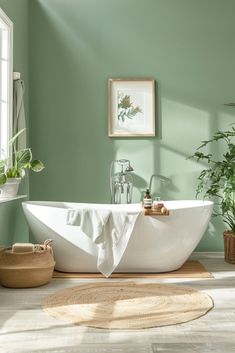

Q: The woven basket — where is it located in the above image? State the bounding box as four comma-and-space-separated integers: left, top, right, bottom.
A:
0, 240, 55, 288
224, 231, 235, 264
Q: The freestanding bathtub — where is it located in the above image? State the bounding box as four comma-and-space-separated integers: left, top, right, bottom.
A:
22, 200, 213, 273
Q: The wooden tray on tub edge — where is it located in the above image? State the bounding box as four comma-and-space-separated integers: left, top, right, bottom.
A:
142, 207, 170, 216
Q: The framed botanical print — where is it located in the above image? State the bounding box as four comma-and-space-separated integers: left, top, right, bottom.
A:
108, 78, 156, 137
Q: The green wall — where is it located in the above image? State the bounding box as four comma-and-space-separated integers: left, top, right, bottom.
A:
1, 0, 234, 250
0, 0, 29, 246
28, 0, 235, 251
0, 198, 28, 246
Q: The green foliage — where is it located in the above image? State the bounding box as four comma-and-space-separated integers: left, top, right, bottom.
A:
118, 93, 142, 122
0, 129, 44, 186
190, 126, 235, 233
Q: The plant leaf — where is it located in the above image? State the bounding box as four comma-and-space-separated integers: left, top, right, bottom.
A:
6, 168, 13, 178
16, 149, 32, 168
0, 173, 7, 186
9, 128, 26, 146
31, 160, 45, 172
0, 160, 5, 174
19, 169, 25, 178
189, 125, 235, 232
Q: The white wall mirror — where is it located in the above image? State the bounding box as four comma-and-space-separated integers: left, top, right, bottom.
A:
0, 8, 13, 159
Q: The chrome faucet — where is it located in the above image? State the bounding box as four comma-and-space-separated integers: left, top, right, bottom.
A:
110, 159, 134, 204
148, 174, 170, 195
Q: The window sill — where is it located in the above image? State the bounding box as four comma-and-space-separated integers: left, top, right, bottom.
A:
0, 195, 27, 204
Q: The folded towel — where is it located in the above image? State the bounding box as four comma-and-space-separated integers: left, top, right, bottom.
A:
66, 207, 140, 277
12, 243, 34, 253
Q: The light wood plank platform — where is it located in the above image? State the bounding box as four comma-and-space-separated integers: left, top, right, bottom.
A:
53, 260, 213, 279
0, 253, 235, 353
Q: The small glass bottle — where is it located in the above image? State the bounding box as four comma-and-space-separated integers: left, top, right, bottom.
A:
143, 189, 152, 209
153, 196, 164, 211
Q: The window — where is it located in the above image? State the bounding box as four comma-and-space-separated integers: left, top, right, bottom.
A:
0, 8, 13, 160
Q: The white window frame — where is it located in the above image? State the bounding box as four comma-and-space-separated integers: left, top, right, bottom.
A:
0, 8, 13, 159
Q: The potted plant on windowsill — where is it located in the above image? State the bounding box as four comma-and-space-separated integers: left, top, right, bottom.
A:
0, 129, 44, 198
190, 127, 235, 264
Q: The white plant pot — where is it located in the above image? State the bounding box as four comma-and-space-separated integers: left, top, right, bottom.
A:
0, 178, 21, 198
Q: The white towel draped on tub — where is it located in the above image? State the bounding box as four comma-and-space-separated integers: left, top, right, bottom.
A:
66, 207, 140, 277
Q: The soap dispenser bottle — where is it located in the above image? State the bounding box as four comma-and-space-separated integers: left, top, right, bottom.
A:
143, 189, 152, 209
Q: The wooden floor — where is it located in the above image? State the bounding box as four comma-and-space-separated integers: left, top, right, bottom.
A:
0, 253, 235, 353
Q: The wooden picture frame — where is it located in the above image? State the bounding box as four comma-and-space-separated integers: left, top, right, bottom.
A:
108, 78, 156, 137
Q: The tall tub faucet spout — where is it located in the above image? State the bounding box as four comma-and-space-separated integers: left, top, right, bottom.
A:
148, 174, 170, 195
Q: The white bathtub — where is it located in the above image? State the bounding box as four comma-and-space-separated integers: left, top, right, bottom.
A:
22, 200, 213, 273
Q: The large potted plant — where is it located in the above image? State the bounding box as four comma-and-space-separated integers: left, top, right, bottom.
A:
0, 129, 44, 198
190, 127, 235, 264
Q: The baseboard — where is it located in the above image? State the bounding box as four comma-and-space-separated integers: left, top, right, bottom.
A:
190, 251, 224, 260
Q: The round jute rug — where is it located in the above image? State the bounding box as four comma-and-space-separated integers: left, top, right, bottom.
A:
42, 282, 213, 329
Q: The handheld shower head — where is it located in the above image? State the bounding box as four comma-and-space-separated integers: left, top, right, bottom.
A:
125, 164, 134, 172
116, 159, 134, 172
